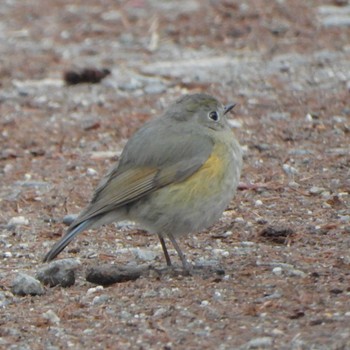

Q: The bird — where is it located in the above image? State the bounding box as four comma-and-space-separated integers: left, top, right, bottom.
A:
43, 93, 243, 273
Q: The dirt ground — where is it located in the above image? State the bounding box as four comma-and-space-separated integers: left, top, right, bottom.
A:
0, 0, 349, 349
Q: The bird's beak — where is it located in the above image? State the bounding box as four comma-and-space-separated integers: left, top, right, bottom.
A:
224, 103, 236, 115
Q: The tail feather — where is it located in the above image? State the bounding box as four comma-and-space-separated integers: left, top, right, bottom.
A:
43, 220, 92, 262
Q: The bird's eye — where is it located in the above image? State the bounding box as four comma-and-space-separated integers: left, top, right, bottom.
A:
208, 111, 219, 122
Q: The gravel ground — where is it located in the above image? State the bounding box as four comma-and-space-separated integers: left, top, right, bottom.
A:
0, 0, 349, 349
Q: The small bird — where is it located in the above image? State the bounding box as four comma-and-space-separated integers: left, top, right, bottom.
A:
43, 93, 243, 272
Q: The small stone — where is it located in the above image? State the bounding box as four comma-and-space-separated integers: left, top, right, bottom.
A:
213, 291, 222, 300
282, 164, 298, 175
3, 252, 12, 258
0, 291, 13, 308
305, 113, 313, 122
269, 112, 291, 120
255, 199, 263, 206
37, 258, 80, 287
288, 181, 300, 189
272, 267, 283, 275
153, 307, 168, 317
92, 294, 110, 305
62, 214, 78, 226
212, 249, 230, 257
7, 216, 29, 228
200, 300, 209, 306
144, 82, 167, 95
286, 268, 306, 278
245, 336, 273, 348
133, 248, 158, 261
253, 143, 270, 152
339, 215, 350, 222
12, 273, 45, 296
87, 286, 104, 295
42, 309, 60, 325
234, 217, 245, 223
87, 168, 98, 176
309, 186, 326, 195
240, 241, 255, 247
288, 149, 314, 155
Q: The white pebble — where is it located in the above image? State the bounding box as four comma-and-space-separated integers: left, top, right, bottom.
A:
200, 300, 209, 306
87, 168, 98, 176
3, 252, 12, 258
42, 309, 60, 324
8, 216, 29, 226
234, 217, 245, 223
309, 186, 326, 195
282, 164, 298, 175
87, 286, 104, 295
255, 199, 263, 206
272, 267, 283, 275
305, 113, 313, 122
213, 291, 222, 300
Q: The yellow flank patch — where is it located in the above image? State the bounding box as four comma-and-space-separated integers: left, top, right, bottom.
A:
167, 143, 227, 202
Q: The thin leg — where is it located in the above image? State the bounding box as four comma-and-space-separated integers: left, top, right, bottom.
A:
158, 234, 172, 266
167, 233, 190, 273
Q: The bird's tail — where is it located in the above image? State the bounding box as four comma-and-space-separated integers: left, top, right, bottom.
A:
43, 219, 93, 262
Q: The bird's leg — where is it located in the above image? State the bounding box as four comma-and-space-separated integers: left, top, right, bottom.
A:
158, 234, 172, 266
167, 233, 191, 273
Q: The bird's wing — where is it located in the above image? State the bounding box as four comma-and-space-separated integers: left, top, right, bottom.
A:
74, 125, 214, 224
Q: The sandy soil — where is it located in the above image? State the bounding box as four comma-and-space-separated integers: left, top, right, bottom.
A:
0, 0, 349, 349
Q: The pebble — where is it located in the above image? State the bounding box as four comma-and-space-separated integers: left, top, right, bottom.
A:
153, 307, 168, 317
240, 241, 255, 247
90, 151, 120, 159
288, 181, 300, 189
0, 291, 13, 308
133, 248, 158, 261
244, 336, 273, 349
7, 216, 29, 228
87, 286, 104, 295
234, 217, 245, 223
144, 82, 167, 95
287, 269, 306, 278
200, 300, 209, 306
14, 180, 50, 188
288, 149, 314, 155
318, 5, 350, 28
213, 291, 222, 300
62, 214, 78, 225
86, 167, 98, 176
320, 15, 350, 28
92, 294, 110, 305
255, 199, 263, 206
269, 112, 291, 121
305, 113, 314, 122
227, 119, 242, 129
42, 309, 60, 324
282, 164, 298, 175
212, 249, 230, 257
11, 273, 45, 296
272, 267, 283, 275
36, 258, 81, 287
309, 186, 326, 195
